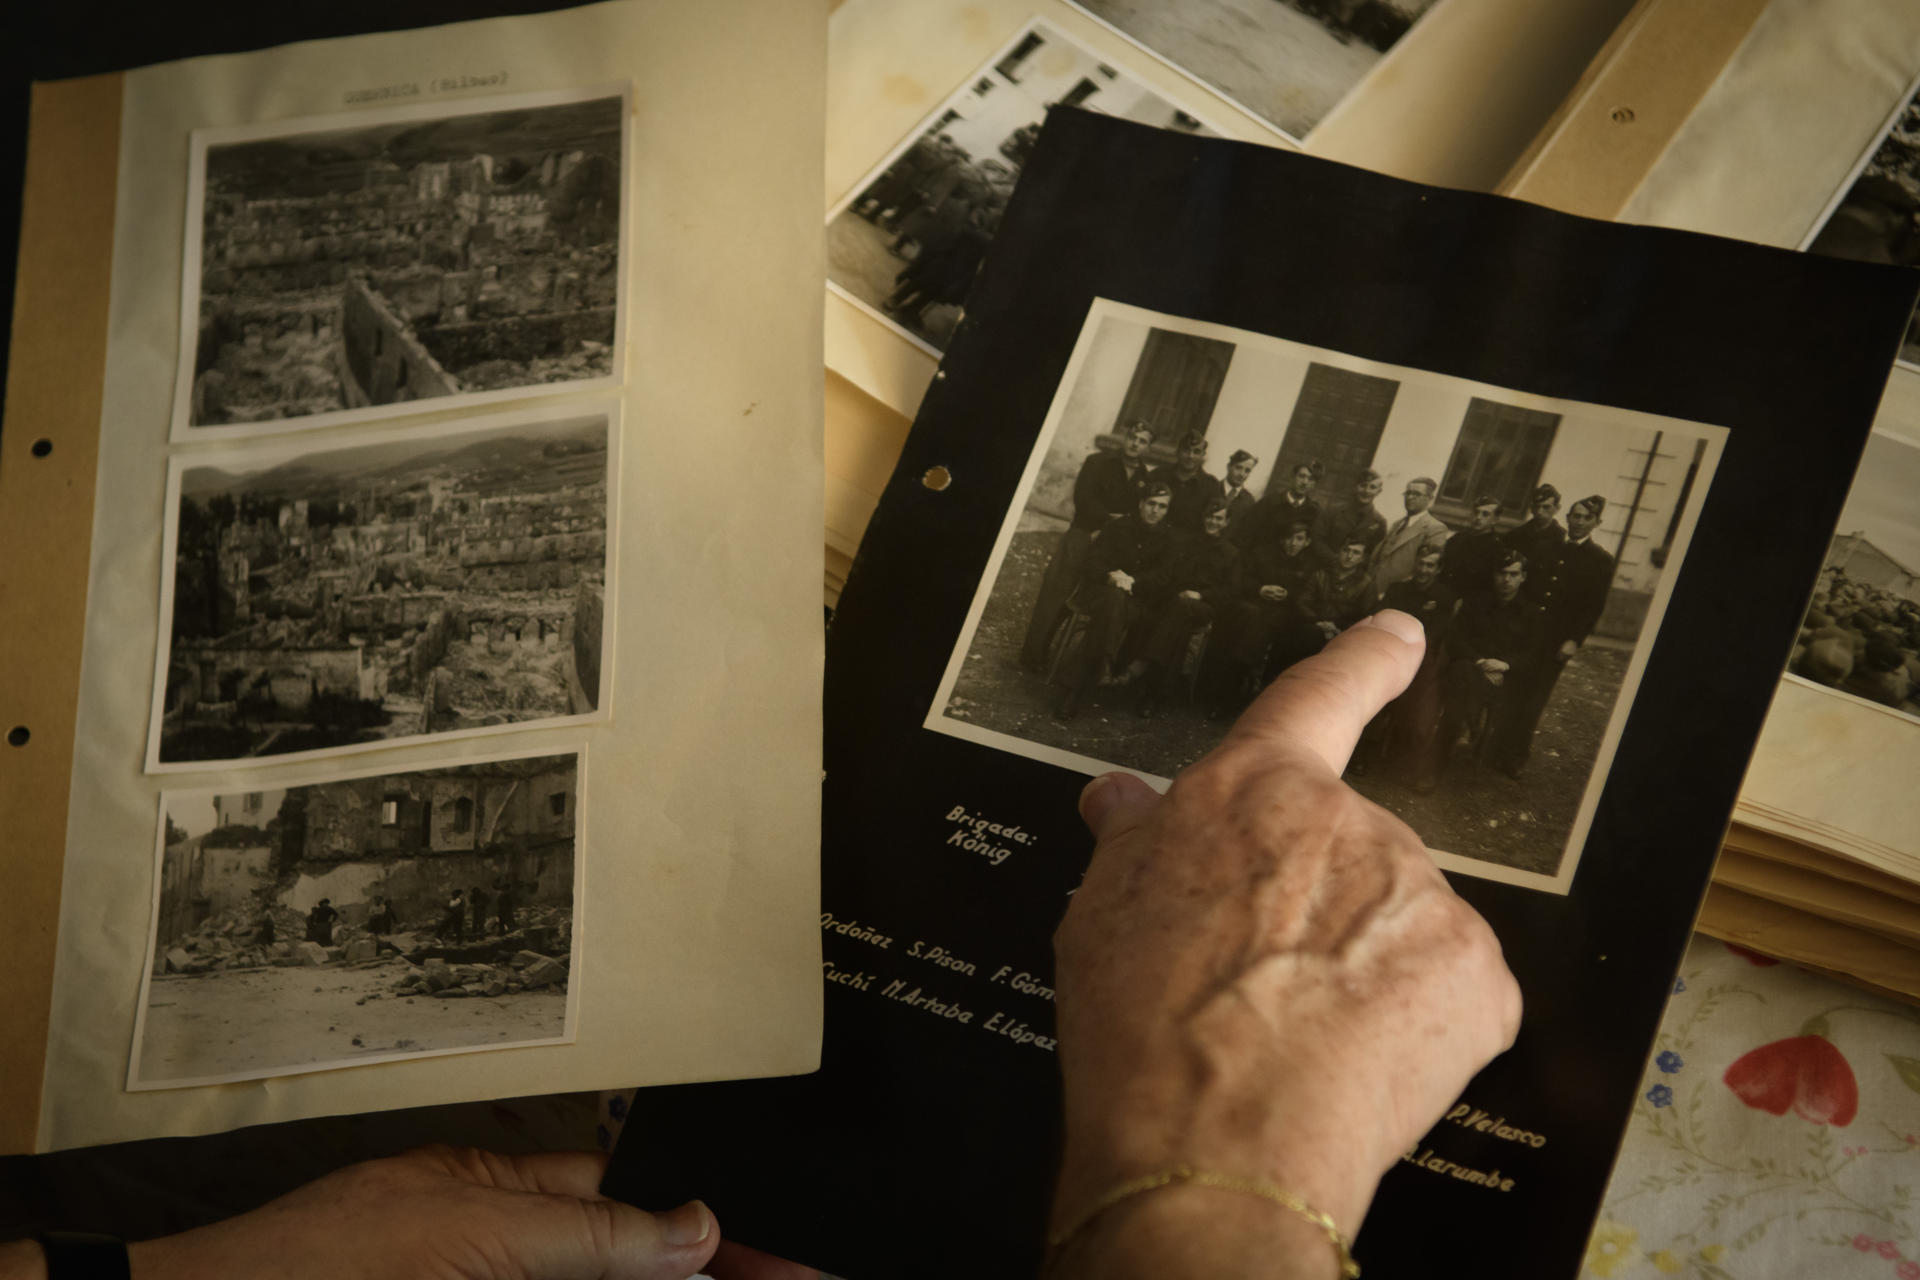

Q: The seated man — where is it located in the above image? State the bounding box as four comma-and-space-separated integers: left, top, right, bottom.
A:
1021, 421, 1156, 671
1058, 482, 1176, 721
1436, 550, 1543, 775
1359, 539, 1459, 790
1127, 498, 1239, 719
1205, 519, 1316, 718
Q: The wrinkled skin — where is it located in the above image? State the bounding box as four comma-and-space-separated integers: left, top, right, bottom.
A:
1050, 611, 1522, 1278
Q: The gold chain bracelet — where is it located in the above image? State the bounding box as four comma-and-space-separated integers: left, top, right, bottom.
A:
1047, 1163, 1359, 1278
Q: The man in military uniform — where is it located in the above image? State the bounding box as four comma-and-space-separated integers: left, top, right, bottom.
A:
1156, 430, 1223, 534
1437, 550, 1543, 776
1237, 460, 1322, 549
1204, 519, 1317, 719
1218, 449, 1260, 535
1440, 495, 1505, 595
1311, 469, 1388, 569
1058, 482, 1176, 720
1502, 483, 1566, 589
1493, 493, 1616, 777
1129, 498, 1240, 719
1020, 420, 1155, 671
1359, 541, 1460, 790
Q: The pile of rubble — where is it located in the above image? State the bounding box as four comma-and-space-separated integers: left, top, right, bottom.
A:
387, 949, 569, 999
156, 905, 410, 976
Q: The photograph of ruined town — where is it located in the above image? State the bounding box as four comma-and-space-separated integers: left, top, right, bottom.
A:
1805, 75, 1920, 365
179, 89, 625, 434
828, 20, 1206, 352
1785, 429, 1920, 724
133, 752, 580, 1087
1066, 0, 1441, 141
929, 304, 1720, 891
149, 410, 612, 769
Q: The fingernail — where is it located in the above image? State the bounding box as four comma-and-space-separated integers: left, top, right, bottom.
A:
1358, 609, 1423, 646
661, 1199, 712, 1247
1078, 773, 1114, 825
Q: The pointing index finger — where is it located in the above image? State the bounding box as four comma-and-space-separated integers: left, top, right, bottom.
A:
1224, 610, 1426, 775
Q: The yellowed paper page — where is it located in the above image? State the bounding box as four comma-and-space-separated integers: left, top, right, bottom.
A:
1620, 0, 1920, 245
40, 0, 826, 1151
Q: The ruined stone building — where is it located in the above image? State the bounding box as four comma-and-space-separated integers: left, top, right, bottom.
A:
192, 102, 623, 425
163, 426, 608, 761
156, 758, 578, 947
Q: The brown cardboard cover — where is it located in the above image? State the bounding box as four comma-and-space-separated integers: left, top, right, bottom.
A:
0, 74, 122, 1155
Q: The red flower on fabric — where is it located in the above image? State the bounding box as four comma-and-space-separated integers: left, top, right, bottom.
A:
1724, 943, 1781, 966
1722, 1035, 1858, 1126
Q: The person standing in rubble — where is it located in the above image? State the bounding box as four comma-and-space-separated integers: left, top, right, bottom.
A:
305, 898, 338, 946
366, 895, 396, 942
469, 884, 491, 938
493, 878, 517, 935
439, 888, 466, 944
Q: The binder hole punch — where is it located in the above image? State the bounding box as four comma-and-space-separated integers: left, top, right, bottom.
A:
1611, 107, 1636, 125
30, 439, 52, 458
922, 466, 952, 492
6, 726, 28, 748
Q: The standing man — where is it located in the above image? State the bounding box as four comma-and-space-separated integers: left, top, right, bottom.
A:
469, 883, 491, 938
366, 895, 396, 942
1311, 469, 1388, 570
1020, 421, 1155, 671
1157, 430, 1222, 534
1058, 482, 1177, 720
1503, 483, 1566, 585
493, 877, 518, 935
1438, 550, 1544, 776
439, 888, 466, 944
1370, 476, 1452, 601
1494, 493, 1616, 777
1217, 449, 1260, 535
1239, 459, 1322, 549
305, 898, 338, 947
1441, 494, 1505, 595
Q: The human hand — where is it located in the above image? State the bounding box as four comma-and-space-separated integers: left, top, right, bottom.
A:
1108, 571, 1134, 593
1558, 640, 1578, 662
1050, 612, 1521, 1275
1179, 590, 1201, 602
1258, 585, 1287, 602
1477, 658, 1509, 675
98, 1146, 816, 1280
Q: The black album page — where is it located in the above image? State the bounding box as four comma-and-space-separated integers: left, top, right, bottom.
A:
603, 110, 1918, 1278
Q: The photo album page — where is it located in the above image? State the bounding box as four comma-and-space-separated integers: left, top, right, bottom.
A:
27, 0, 829, 1153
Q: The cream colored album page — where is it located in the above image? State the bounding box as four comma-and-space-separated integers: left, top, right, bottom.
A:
41, 0, 827, 1151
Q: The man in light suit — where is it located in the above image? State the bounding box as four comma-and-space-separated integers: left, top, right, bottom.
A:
1370, 476, 1452, 601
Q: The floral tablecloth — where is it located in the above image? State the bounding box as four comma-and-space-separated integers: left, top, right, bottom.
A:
598, 935, 1920, 1279
1588, 935, 1920, 1279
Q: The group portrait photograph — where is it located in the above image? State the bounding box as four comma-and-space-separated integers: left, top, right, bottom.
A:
930, 301, 1724, 891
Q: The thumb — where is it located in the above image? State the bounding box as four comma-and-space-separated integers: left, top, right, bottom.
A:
560, 1198, 721, 1280
1077, 772, 1159, 842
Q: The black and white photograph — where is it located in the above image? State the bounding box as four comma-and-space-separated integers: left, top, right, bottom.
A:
1784, 429, 1920, 723
927, 301, 1724, 893
146, 406, 616, 772
130, 750, 582, 1088
1065, 0, 1442, 142
827, 19, 1211, 354
175, 86, 627, 438
1804, 71, 1920, 366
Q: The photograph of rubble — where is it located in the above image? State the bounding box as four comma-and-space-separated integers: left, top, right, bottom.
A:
147, 407, 616, 771
130, 750, 582, 1088
174, 86, 627, 438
